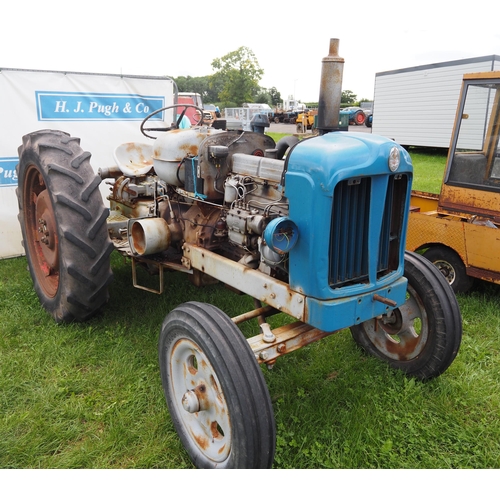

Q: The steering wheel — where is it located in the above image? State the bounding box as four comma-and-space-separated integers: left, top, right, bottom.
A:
140, 103, 204, 139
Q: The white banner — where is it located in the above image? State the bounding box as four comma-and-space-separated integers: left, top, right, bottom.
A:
0, 69, 174, 258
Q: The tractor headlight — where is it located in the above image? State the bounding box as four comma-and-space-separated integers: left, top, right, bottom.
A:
388, 146, 400, 172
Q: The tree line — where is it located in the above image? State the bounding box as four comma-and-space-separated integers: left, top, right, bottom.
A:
174, 46, 362, 109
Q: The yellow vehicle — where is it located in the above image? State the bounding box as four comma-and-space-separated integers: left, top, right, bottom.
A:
407, 71, 500, 293
295, 109, 317, 132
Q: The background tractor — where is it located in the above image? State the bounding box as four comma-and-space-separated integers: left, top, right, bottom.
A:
15, 39, 462, 469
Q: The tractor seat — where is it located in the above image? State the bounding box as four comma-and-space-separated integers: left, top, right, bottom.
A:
114, 142, 154, 177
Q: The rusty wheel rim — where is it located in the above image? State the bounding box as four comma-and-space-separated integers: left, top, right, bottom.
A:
170, 337, 231, 463
432, 259, 456, 285
23, 163, 60, 298
363, 284, 429, 361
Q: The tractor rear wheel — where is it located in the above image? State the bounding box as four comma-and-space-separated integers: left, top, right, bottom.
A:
159, 301, 276, 468
354, 111, 366, 125
350, 251, 462, 380
16, 130, 113, 322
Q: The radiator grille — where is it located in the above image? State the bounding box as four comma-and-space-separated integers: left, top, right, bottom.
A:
329, 174, 407, 288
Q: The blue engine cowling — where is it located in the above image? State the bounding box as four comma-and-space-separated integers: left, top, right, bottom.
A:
284, 131, 413, 331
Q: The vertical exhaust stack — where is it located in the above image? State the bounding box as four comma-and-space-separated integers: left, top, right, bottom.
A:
317, 38, 345, 134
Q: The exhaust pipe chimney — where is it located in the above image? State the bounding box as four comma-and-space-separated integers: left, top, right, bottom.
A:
317, 38, 345, 134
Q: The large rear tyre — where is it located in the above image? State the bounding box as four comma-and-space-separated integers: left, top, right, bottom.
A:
159, 302, 276, 468
350, 251, 462, 380
16, 130, 113, 322
354, 111, 366, 125
423, 246, 474, 294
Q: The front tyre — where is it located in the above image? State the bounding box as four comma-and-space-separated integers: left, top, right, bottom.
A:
350, 251, 462, 380
159, 302, 276, 468
16, 130, 113, 322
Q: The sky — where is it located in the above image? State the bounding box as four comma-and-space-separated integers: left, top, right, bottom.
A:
2, 0, 499, 103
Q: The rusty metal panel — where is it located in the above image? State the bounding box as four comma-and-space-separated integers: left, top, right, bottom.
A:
439, 184, 500, 222
464, 223, 500, 272
406, 210, 467, 261
183, 243, 305, 321
410, 191, 439, 213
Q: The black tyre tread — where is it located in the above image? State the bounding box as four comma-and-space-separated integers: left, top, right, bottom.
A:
16, 129, 113, 322
159, 301, 276, 469
404, 251, 462, 371
351, 251, 462, 380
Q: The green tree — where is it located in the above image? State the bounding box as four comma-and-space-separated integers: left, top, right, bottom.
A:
341, 90, 357, 105
207, 72, 226, 104
253, 86, 281, 106
255, 91, 272, 105
211, 47, 264, 106
267, 87, 282, 107
174, 76, 214, 102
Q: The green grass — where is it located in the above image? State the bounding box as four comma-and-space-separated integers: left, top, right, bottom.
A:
2, 147, 500, 469
408, 147, 448, 193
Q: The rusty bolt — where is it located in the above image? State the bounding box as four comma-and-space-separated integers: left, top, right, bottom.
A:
277, 344, 286, 353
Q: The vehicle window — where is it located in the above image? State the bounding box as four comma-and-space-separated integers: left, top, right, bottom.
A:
447, 81, 500, 190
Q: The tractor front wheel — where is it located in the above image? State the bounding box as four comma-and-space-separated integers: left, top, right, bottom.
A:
159, 302, 276, 469
350, 251, 462, 380
16, 130, 113, 322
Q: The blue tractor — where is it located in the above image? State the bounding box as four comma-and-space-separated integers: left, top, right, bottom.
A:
341, 106, 367, 125
16, 39, 461, 468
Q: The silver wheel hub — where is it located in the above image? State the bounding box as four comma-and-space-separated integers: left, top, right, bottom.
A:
169, 338, 231, 463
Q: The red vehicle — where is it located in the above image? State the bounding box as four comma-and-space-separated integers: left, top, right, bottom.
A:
177, 95, 200, 125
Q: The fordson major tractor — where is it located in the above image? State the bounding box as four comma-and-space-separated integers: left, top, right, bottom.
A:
15, 39, 462, 468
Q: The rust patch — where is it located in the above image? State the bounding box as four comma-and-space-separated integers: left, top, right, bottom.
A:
383, 333, 420, 360
193, 432, 209, 451
178, 143, 199, 157
210, 375, 224, 405
210, 421, 221, 439
194, 383, 209, 410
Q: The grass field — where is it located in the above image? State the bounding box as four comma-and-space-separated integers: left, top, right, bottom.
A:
1, 139, 500, 469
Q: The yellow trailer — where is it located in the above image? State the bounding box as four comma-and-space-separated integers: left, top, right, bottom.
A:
407, 71, 500, 293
